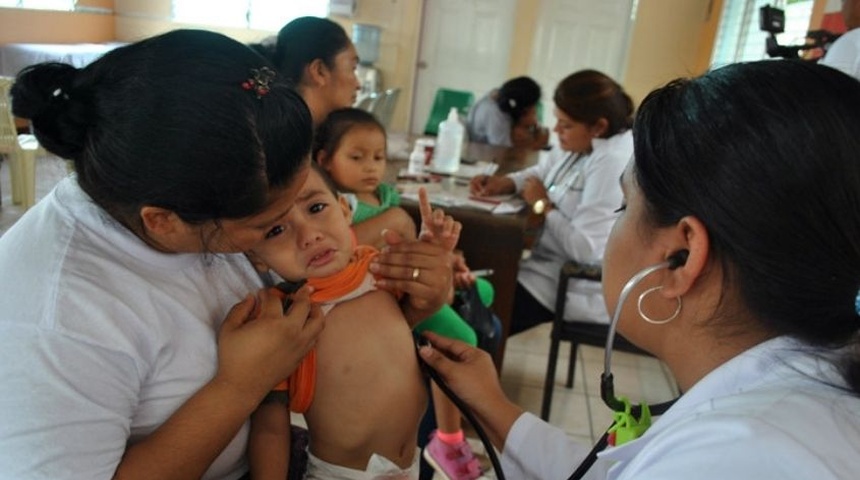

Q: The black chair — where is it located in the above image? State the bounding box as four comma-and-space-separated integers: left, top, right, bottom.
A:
540, 260, 651, 420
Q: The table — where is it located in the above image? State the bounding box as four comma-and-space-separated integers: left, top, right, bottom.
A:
386, 133, 540, 369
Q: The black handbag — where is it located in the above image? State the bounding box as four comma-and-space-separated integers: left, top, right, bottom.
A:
452, 284, 500, 354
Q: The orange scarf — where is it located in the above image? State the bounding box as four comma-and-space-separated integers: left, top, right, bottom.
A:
269, 245, 381, 413
306, 245, 379, 302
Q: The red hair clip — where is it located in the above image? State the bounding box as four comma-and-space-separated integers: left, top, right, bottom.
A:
242, 66, 276, 98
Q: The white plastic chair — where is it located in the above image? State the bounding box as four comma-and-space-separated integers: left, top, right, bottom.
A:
0, 76, 39, 209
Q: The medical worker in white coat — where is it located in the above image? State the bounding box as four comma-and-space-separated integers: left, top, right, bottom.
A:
422, 60, 860, 480
469, 70, 634, 335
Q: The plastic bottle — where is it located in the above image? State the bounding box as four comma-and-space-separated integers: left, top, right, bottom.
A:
433, 107, 464, 174
408, 142, 426, 175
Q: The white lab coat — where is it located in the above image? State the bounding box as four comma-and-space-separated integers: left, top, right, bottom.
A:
500, 336, 860, 479
508, 131, 632, 324
820, 29, 860, 81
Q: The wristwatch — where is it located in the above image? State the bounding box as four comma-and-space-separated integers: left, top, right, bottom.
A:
533, 198, 549, 215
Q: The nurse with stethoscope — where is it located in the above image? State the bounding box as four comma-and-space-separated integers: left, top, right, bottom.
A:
470, 69, 635, 337
426, 60, 860, 480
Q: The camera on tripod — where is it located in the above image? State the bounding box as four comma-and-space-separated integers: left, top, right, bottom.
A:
760, 4, 840, 59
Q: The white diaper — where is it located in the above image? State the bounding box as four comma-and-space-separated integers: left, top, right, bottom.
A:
304, 448, 420, 480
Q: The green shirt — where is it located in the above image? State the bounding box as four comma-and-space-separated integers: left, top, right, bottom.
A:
350, 183, 401, 224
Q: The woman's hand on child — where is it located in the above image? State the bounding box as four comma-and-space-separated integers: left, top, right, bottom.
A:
215, 285, 324, 401
372, 229, 455, 324
417, 187, 461, 252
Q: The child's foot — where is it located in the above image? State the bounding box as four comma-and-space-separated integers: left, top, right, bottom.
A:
423, 430, 482, 480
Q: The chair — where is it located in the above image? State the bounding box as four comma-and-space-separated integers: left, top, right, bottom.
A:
355, 92, 378, 112
540, 260, 652, 421
0, 76, 39, 210
423, 88, 474, 136
370, 88, 400, 130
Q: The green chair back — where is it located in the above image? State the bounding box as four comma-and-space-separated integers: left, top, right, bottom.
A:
423, 88, 475, 136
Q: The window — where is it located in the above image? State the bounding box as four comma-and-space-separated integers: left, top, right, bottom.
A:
172, 0, 329, 31
0, 0, 75, 10
710, 0, 814, 68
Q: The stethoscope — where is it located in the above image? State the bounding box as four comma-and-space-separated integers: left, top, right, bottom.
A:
419, 250, 689, 480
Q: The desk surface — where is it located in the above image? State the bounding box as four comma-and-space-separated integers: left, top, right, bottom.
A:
386, 133, 540, 369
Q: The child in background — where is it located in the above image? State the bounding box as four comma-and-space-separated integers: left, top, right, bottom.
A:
247, 164, 461, 479
315, 108, 494, 480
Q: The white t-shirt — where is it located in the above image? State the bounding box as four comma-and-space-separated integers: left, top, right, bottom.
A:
820, 28, 860, 80
0, 177, 263, 479
466, 91, 514, 147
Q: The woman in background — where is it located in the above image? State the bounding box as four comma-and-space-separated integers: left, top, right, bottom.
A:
466, 76, 549, 149
470, 70, 634, 335
273, 16, 361, 127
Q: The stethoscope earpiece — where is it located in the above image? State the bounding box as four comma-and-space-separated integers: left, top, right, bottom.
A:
667, 249, 689, 270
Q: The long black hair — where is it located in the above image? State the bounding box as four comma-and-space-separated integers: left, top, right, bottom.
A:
273, 16, 352, 87
12, 29, 312, 227
496, 76, 542, 124
634, 60, 860, 394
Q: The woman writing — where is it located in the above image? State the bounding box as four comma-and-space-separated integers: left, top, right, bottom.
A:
422, 60, 860, 479
0, 30, 454, 479
470, 70, 634, 335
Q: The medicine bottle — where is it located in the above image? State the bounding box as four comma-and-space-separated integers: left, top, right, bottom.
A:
408, 142, 425, 175
433, 107, 464, 174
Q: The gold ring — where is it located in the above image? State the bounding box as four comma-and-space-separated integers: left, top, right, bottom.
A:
412, 267, 420, 281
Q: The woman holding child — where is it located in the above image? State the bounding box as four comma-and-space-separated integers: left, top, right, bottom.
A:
0, 29, 455, 479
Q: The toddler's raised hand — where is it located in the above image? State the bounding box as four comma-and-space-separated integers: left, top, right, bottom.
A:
417, 187, 461, 252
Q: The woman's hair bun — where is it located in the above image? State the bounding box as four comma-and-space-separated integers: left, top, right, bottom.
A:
496, 76, 541, 121
11, 62, 88, 159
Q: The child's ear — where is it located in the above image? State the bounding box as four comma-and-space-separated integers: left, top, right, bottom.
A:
338, 194, 353, 223
315, 149, 329, 167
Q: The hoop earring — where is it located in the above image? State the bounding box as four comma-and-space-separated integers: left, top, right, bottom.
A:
637, 286, 681, 325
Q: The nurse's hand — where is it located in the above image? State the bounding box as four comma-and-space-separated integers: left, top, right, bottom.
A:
469, 174, 515, 197
216, 285, 324, 400
418, 332, 524, 450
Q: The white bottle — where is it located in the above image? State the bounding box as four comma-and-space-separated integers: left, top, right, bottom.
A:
433, 107, 464, 174
408, 142, 425, 175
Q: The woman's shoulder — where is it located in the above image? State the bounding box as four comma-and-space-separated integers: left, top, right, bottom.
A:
588, 130, 633, 165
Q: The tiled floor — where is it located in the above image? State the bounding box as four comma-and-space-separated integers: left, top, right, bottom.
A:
1, 154, 680, 479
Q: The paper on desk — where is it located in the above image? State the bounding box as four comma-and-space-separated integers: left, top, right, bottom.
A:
491, 199, 526, 214
400, 189, 525, 214
427, 161, 498, 179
